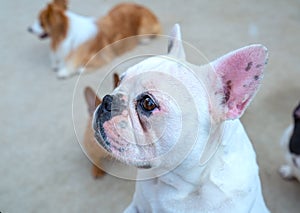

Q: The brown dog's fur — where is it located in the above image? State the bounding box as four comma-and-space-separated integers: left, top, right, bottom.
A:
70, 3, 162, 70
38, 2, 68, 51
34, 0, 161, 74
83, 74, 120, 178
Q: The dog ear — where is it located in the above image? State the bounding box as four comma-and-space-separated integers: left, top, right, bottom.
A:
211, 44, 268, 120
53, 0, 68, 10
84, 87, 101, 116
113, 73, 120, 88
167, 24, 186, 60
46, 5, 68, 50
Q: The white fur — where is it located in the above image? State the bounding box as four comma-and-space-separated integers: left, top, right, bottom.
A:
93, 24, 269, 213
30, 19, 45, 37
279, 125, 300, 180
54, 11, 98, 78
125, 121, 267, 213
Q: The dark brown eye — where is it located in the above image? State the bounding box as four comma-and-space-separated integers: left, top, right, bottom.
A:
141, 96, 157, 111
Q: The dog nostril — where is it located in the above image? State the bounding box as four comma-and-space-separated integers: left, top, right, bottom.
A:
28, 27, 33, 33
102, 95, 113, 112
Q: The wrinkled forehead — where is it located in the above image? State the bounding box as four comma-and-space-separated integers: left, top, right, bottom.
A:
118, 55, 199, 91
115, 56, 209, 110
121, 56, 188, 79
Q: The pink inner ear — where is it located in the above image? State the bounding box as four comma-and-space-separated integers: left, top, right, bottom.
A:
213, 45, 268, 119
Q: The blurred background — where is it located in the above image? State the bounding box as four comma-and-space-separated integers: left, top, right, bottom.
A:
1, 0, 300, 212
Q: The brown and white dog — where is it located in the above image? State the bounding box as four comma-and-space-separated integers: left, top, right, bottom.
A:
82, 73, 120, 178
28, 0, 161, 78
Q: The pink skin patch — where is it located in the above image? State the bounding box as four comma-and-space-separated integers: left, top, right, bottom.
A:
102, 112, 156, 166
101, 97, 169, 167
213, 45, 268, 119
103, 116, 131, 153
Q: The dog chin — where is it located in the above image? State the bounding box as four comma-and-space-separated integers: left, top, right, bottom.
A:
39, 33, 49, 39
96, 131, 153, 169
120, 158, 152, 169
136, 163, 152, 169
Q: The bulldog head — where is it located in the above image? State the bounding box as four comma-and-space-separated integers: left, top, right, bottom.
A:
93, 24, 268, 170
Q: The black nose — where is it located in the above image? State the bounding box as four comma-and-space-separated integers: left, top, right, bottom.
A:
102, 95, 113, 112
93, 95, 113, 128
28, 27, 33, 33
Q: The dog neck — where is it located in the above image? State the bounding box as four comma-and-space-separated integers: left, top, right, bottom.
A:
145, 119, 257, 197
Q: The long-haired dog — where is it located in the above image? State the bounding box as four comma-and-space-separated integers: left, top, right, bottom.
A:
29, 0, 161, 78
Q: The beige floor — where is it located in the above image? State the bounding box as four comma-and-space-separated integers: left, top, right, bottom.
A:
1, 0, 300, 212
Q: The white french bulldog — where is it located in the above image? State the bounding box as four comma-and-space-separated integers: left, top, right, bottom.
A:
93, 24, 269, 212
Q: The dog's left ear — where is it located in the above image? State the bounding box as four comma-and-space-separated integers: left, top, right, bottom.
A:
211, 44, 268, 120
113, 73, 120, 88
84, 87, 102, 116
167, 24, 186, 60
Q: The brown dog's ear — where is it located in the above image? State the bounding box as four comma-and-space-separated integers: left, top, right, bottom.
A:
84, 87, 101, 116
113, 73, 120, 88
53, 0, 68, 10
47, 5, 68, 51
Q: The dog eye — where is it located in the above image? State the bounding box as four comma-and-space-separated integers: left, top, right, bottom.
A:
140, 96, 157, 111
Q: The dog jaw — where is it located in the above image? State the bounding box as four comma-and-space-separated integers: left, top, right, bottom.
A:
28, 20, 49, 39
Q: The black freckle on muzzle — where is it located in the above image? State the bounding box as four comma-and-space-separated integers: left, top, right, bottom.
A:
137, 164, 152, 169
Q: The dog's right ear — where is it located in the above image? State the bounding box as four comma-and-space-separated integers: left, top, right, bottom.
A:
84, 87, 101, 116
167, 24, 186, 60
53, 0, 68, 10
